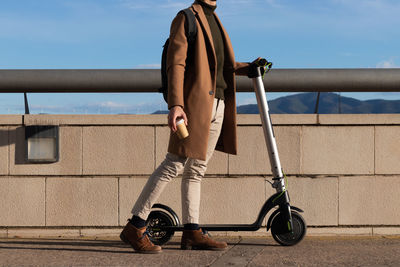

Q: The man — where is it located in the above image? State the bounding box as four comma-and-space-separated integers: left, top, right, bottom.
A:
120, 0, 256, 253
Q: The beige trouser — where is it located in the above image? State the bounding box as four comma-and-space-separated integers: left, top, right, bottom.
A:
131, 98, 225, 224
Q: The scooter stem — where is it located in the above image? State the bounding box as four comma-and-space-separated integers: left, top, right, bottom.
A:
251, 67, 286, 193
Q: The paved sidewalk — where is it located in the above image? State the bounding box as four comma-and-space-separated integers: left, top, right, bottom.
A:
1, 236, 399, 266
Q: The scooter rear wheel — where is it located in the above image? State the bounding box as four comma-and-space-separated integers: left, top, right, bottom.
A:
146, 210, 175, 245
271, 211, 306, 246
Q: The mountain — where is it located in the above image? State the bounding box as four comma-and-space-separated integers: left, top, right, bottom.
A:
152, 93, 400, 114
152, 110, 169, 114
237, 92, 400, 114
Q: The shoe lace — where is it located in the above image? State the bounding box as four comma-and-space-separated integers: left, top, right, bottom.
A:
139, 230, 151, 241
140, 230, 157, 247
202, 229, 211, 237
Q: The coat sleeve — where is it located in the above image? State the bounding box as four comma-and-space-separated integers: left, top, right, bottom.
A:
234, 61, 250, 76
167, 12, 188, 109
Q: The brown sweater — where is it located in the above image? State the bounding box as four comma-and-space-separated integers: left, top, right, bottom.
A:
197, 1, 227, 100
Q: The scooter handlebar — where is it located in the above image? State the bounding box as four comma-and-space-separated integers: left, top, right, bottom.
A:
247, 58, 273, 78
256, 58, 273, 68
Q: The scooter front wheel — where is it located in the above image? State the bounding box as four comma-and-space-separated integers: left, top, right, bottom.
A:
270, 211, 306, 246
146, 210, 175, 245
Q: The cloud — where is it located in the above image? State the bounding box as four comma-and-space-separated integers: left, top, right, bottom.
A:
376, 58, 399, 68
236, 95, 257, 106
95, 101, 129, 108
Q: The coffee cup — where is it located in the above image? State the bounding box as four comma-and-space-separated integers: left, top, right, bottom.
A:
176, 118, 189, 139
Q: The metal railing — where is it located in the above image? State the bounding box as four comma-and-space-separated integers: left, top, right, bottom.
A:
1, 68, 399, 114
1, 68, 399, 93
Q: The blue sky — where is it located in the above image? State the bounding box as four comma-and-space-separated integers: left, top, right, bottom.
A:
0, 0, 399, 114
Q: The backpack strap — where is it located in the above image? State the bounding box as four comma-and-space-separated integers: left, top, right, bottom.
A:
181, 8, 197, 44
158, 8, 197, 103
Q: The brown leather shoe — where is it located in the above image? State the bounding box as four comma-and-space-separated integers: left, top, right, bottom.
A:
181, 229, 228, 250
120, 221, 162, 254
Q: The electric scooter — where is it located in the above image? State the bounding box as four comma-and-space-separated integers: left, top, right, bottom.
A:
145, 60, 306, 246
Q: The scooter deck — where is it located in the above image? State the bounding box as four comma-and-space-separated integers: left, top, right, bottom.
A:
156, 223, 260, 232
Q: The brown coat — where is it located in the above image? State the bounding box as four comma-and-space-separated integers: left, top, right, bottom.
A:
167, 2, 250, 161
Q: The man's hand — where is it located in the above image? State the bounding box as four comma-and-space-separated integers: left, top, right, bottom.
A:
168, 106, 188, 132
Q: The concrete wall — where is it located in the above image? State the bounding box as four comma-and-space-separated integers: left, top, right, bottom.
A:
1, 114, 400, 238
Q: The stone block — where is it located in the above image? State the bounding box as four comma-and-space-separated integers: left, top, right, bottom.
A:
9, 126, 82, 175
275, 126, 302, 175
0, 178, 45, 226
318, 114, 400, 125
287, 177, 338, 226
119, 177, 182, 226
237, 114, 317, 125
0, 115, 22, 125
7, 228, 80, 238
339, 176, 400, 225
46, 177, 118, 226
375, 126, 400, 174
0, 127, 8, 175
229, 126, 268, 175
83, 126, 154, 175
272, 114, 318, 125
80, 228, 122, 238
229, 126, 301, 175
307, 227, 372, 236
206, 151, 229, 175
373, 227, 400, 235
0, 229, 7, 238
302, 126, 374, 175
23, 114, 167, 126
200, 177, 266, 224
155, 126, 170, 167
119, 177, 144, 225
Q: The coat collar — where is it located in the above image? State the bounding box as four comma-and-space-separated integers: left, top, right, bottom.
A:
192, 3, 216, 65
192, 2, 235, 67
191, 2, 235, 68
